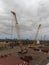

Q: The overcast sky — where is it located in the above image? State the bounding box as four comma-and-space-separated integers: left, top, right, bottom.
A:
0, 0, 49, 40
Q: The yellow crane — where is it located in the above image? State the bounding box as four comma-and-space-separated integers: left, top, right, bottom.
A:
28, 24, 41, 48
11, 11, 27, 53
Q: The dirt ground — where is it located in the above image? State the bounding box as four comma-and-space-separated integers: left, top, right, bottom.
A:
0, 46, 49, 65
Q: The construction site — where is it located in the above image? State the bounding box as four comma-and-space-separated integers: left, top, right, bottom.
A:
0, 10, 49, 65
0, 0, 49, 65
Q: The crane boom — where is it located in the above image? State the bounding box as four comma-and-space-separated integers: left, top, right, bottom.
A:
11, 11, 20, 39
34, 24, 41, 41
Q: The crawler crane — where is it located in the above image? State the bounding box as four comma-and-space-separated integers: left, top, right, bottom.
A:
28, 24, 41, 48
11, 11, 27, 54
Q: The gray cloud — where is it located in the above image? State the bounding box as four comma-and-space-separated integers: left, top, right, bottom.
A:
0, 0, 49, 39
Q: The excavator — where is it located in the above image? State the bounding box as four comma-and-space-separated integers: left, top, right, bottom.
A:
28, 24, 41, 48
11, 11, 27, 54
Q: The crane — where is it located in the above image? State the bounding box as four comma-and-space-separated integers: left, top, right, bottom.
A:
28, 24, 41, 48
11, 11, 27, 53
